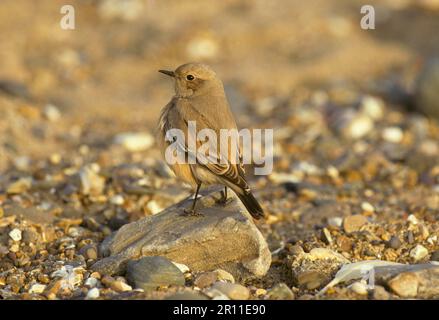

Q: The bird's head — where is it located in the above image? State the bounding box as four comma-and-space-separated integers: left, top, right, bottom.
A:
159, 63, 223, 98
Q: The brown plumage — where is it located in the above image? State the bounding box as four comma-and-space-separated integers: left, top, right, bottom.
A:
157, 63, 264, 219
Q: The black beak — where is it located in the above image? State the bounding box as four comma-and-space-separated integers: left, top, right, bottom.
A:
158, 69, 175, 77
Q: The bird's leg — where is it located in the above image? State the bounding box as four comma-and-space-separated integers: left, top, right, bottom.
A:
217, 186, 233, 206
183, 183, 203, 216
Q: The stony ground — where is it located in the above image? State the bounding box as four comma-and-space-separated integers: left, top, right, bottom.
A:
1, 0, 439, 300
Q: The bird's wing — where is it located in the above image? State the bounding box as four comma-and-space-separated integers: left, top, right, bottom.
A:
176, 99, 249, 191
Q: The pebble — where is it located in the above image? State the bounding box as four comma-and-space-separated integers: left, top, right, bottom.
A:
98, 0, 144, 21
29, 283, 47, 294
360, 96, 384, 120
372, 285, 390, 300
203, 288, 230, 300
9, 228, 22, 241
86, 287, 100, 299
361, 202, 375, 213
350, 281, 368, 295
186, 36, 218, 60
171, 262, 190, 274
43, 104, 61, 122
388, 273, 419, 298
407, 231, 415, 244
79, 165, 105, 196
126, 256, 185, 291
267, 283, 295, 300
343, 215, 368, 233
297, 270, 326, 290
337, 235, 353, 252
345, 114, 374, 139
165, 291, 209, 300
194, 272, 218, 288
255, 288, 267, 296
382, 127, 404, 143
307, 248, 350, 263
6, 177, 32, 194
111, 280, 132, 292
114, 132, 154, 152
84, 277, 98, 288
214, 269, 235, 283
327, 217, 343, 228
407, 214, 419, 225
13, 156, 31, 171
211, 282, 250, 300
110, 195, 125, 205
387, 236, 402, 249
414, 58, 439, 120
410, 245, 429, 261
321, 228, 333, 245
79, 244, 98, 261
431, 250, 439, 262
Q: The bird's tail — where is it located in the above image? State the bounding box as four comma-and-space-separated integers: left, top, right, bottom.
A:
236, 189, 265, 219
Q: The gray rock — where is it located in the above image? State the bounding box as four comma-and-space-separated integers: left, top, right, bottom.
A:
92, 187, 271, 280
267, 283, 295, 300
387, 236, 401, 249
415, 58, 439, 120
126, 256, 185, 291
211, 282, 250, 300
79, 244, 98, 261
194, 272, 218, 289
430, 250, 439, 262
388, 272, 419, 298
375, 263, 439, 298
165, 291, 209, 300
343, 215, 368, 233
371, 285, 390, 300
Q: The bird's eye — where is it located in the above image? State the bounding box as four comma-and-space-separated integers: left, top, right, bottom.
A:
186, 74, 195, 81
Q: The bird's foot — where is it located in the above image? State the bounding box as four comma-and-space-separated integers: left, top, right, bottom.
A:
216, 196, 233, 206
181, 208, 204, 217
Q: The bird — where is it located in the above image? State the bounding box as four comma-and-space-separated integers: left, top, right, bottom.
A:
156, 62, 265, 219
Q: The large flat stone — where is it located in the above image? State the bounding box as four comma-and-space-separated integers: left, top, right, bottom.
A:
92, 187, 271, 280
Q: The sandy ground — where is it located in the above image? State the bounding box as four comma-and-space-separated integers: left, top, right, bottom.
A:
0, 0, 439, 300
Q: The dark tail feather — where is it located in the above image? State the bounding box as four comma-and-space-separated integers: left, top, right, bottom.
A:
237, 190, 265, 219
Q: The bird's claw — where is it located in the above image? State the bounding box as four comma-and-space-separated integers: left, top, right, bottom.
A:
216, 197, 233, 206
181, 208, 204, 217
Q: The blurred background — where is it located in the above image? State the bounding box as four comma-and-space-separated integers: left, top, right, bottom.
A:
1, 0, 439, 300
1, 0, 439, 171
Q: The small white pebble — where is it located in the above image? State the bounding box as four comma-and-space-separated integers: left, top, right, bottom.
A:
360, 96, 384, 120
29, 283, 47, 294
43, 104, 61, 122
407, 214, 419, 225
350, 281, 368, 295
85, 277, 98, 288
361, 202, 375, 213
110, 195, 125, 205
427, 235, 437, 245
382, 127, 403, 143
410, 244, 428, 261
86, 287, 100, 299
147, 200, 163, 215
9, 228, 22, 241
327, 217, 343, 228
327, 166, 339, 179
172, 261, 190, 273
118, 282, 132, 292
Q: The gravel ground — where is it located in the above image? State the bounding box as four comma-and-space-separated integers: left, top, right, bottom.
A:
0, 0, 439, 300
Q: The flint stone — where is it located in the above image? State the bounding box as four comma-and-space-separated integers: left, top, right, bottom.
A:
374, 263, 439, 298
126, 256, 185, 291
92, 187, 271, 280
415, 58, 439, 120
